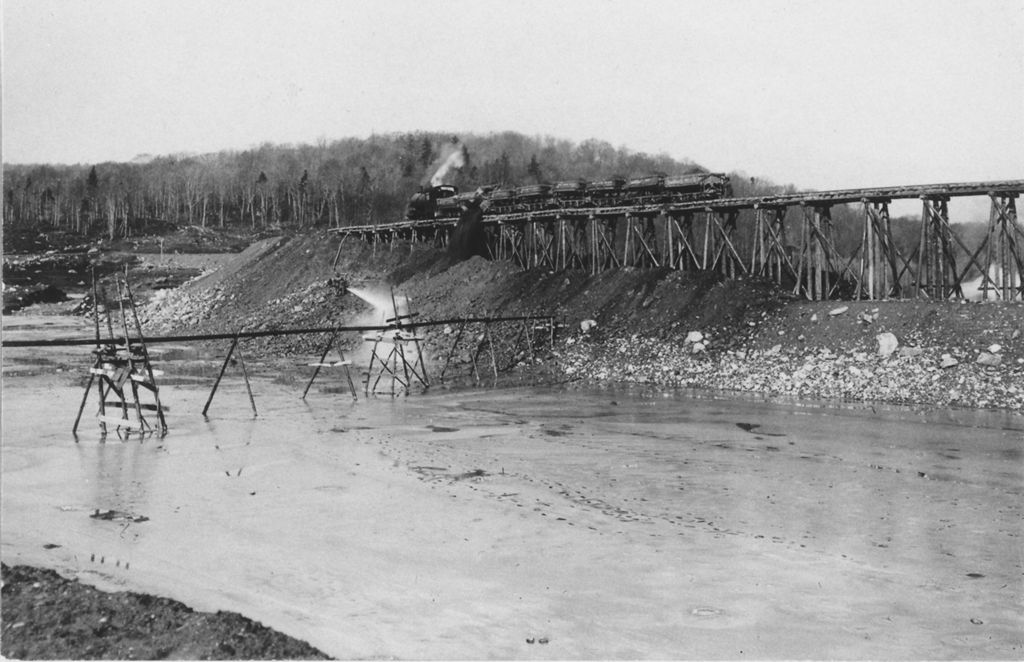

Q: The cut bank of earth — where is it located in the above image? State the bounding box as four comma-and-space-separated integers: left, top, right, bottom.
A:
137, 231, 1024, 411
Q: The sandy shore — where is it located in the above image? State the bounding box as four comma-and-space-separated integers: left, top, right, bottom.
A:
2, 358, 1022, 659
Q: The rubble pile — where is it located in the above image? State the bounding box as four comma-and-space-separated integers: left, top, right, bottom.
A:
558, 297, 1024, 411
559, 333, 1023, 410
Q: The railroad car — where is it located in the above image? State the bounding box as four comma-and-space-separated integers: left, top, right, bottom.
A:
405, 172, 733, 220
623, 174, 667, 204
551, 179, 588, 207
514, 184, 552, 212
587, 177, 626, 206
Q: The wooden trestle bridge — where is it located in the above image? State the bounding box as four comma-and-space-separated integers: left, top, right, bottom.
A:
331, 180, 1023, 301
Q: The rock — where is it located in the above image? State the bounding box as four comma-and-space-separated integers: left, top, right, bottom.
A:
976, 352, 1002, 367
899, 346, 924, 358
580, 319, 597, 333
876, 332, 899, 357
987, 343, 1002, 354
810, 313, 818, 323
940, 354, 959, 369
685, 331, 704, 343
691, 342, 706, 354
828, 306, 849, 316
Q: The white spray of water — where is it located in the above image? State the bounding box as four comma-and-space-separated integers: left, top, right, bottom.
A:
345, 286, 426, 388
347, 286, 399, 323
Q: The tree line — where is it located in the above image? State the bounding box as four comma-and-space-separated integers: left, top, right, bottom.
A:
3, 130, 990, 278
3, 131, 725, 239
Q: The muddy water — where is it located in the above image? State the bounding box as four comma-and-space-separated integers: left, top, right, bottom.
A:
2, 327, 1023, 658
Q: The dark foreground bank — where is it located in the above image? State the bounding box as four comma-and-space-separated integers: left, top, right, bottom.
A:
0, 564, 331, 660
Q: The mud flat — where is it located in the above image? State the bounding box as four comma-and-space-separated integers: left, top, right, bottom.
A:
2, 351, 1022, 658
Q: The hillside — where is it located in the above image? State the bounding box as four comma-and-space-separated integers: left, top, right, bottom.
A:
139, 232, 1024, 411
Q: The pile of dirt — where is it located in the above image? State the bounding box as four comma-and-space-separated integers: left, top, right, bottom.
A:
133, 231, 1024, 410
0, 564, 331, 660
4, 227, 1009, 409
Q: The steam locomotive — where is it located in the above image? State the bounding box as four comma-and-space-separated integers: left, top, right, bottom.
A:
406, 172, 732, 221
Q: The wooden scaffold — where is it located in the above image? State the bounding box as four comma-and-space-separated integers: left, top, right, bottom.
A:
437, 315, 558, 385
302, 326, 358, 400
74, 270, 168, 438
363, 290, 430, 396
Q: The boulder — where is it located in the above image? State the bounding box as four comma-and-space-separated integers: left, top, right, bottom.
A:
940, 354, 959, 369
876, 332, 899, 357
976, 352, 1002, 367
685, 331, 704, 343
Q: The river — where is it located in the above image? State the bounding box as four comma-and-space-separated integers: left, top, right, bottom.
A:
2, 314, 1022, 659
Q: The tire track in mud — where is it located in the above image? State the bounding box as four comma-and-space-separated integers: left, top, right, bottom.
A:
371, 421, 843, 560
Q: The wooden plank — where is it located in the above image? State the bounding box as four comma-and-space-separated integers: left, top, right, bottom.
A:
104, 401, 165, 411
362, 335, 426, 343
96, 414, 136, 428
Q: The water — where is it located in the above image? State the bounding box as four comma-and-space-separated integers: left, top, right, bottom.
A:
2, 318, 1023, 658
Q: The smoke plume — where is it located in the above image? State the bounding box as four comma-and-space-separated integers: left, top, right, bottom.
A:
428, 143, 466, 186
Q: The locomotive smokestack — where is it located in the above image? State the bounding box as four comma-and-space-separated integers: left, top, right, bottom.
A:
428, 143, 466, 186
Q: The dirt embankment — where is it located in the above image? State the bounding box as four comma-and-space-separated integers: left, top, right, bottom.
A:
138, 231, 1024, 411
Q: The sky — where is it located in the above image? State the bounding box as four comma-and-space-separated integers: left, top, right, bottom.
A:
3, 0, 1023, 195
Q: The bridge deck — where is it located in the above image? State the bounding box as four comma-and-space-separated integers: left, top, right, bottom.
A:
329, 180, 1024, 235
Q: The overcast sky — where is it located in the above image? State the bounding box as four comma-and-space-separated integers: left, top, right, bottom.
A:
3, 0, 1023, 192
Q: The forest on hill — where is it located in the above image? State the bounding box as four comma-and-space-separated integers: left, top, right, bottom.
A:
2, 130, 993, 277
3, 132, 737, 238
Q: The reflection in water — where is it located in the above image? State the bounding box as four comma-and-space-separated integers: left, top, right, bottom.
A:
83, 439, 156, 520
202, 415, 256, 478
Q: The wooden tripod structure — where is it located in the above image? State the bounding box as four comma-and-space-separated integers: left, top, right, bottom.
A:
302, 328, 358, 400
437, 316, 557, 384
73, 270, 168, 438
202, 331, 258, 417
363, 290, 430, 396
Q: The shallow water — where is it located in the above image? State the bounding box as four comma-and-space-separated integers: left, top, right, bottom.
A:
2, 319, 1023, 659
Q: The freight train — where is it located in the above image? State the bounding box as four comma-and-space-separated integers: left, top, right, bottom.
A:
405, 172, 733, 221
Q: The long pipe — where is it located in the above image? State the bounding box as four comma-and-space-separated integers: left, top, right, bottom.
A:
1, 315, 557, 348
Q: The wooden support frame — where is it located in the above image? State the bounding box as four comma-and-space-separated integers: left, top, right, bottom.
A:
623, 214, 660, 268
793, 204, 854, 300
851, 200, 906, 300
915, 196, 963, 299
73, 271, 169, 438
703, 209, 746, 278
590, 215, 621, 274
750, 206, 799, 287
329, 184, 1023, 300
362, 290, 430, 396
202, 332, 258, 417
975, 194, 1023, 300
664, 211, 701, 272
302, 329, 358, 400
